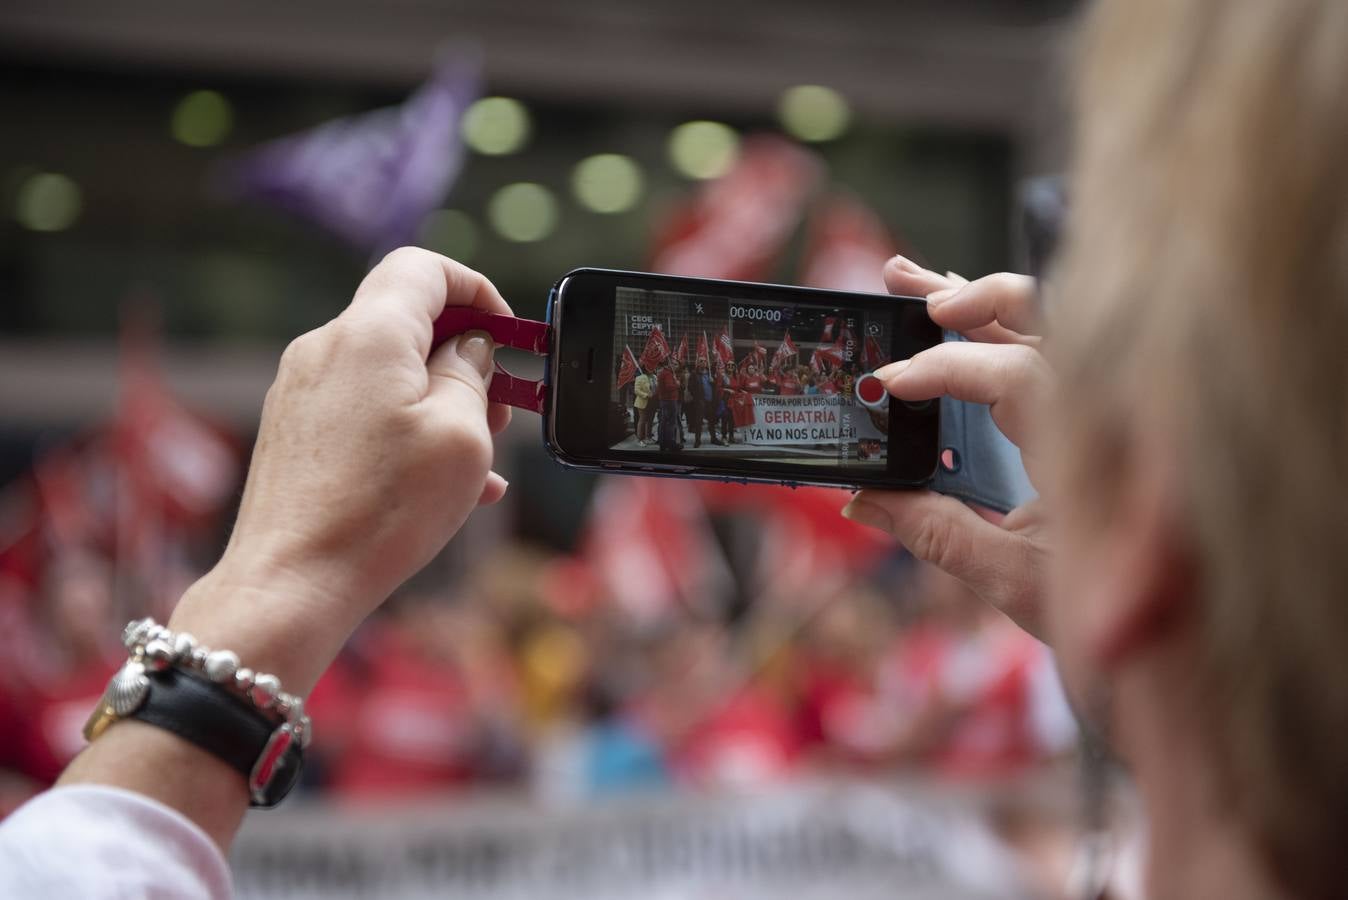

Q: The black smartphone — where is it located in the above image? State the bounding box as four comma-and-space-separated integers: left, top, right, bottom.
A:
544, 268, 941, 490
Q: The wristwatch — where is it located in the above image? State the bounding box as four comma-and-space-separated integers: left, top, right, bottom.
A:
84, 619, 310, 808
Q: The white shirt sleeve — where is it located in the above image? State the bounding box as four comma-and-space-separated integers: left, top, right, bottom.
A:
0, 784, 232, 898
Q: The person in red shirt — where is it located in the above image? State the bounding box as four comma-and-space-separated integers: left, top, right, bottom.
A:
738, 361, 765, 394
655, 362, 682, 450
716, 362, 738, 443
777, 367, 803, 395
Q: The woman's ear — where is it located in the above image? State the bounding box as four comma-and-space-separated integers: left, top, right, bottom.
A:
1086, 434, 1198, 669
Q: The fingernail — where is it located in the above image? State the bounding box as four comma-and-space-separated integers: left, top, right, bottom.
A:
874, 359, 910, 380
841, 498, 893, 533
456, 329, 494, 379
926, 287, 959, 306
888, 254, 920, 273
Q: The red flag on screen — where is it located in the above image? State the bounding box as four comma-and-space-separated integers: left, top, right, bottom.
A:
820, 317, 837, 343
674, 335, 689, 365
696, 332, 710, 367
863, 335, 890, 371
715, 329, 734, 370
811, 339, 845, 372
639, 326, 671, 371
751, 340, 768, 370
616, 346, 640, 389
771, 334, 799, 371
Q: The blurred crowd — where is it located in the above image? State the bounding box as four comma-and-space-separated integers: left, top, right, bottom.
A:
0, 481, 1074, 815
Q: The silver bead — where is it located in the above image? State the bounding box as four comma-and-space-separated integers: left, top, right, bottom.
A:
190, 646, 210, 669
205, 650, 240, 683
172, 632, 197, 663
234, 667, 255, 692
147, 624, 171, 643
274, 693, 293, 718
284, 695, 305, 726
122, 617, 154, 650
144, 639, 174, 671
251, 673, 281, 709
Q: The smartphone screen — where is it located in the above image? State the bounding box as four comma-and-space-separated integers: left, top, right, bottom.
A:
546, 269, 940, 489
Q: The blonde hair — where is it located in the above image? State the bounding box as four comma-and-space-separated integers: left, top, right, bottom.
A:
1053, 0, 1348, 893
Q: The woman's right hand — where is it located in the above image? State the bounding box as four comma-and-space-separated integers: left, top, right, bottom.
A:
842, 256, 1053, 639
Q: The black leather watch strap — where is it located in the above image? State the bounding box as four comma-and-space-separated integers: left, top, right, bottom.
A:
129, 666, 304, 808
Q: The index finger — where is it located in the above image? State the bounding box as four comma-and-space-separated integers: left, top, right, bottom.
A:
346, 247, 513, 361
927, 272, 1040, 339
877, 341, 1047, 449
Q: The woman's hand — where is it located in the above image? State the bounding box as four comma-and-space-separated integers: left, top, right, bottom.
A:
168, 247, 513, 692
842, 256, 1052, 638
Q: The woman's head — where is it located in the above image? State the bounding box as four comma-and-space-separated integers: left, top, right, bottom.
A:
1049, 0, 1348, 892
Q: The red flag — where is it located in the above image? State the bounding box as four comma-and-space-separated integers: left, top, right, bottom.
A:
616, 345, 640, 389
752, 340, 768, 370
638, 326, 671, 372
820, 317, 838, 343
696, 332, 710, 367
771, 333, 799, 371
863, 334, 890, 371
674, 335, 689, 365
715, 329, 735, 370
798, 192, 906, 294
811, 339, 845, 372
648, 136, 822, 281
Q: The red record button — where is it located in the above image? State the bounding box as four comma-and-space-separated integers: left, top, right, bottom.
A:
856, 373, 888, 409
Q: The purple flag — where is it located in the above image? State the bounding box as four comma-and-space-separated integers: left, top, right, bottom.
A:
226, 53, 480, 255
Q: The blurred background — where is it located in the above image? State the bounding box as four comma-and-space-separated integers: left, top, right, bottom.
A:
0, 1, 1126, 898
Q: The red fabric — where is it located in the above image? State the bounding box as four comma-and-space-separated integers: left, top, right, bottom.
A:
324, 628, 481, 796
656, 368, 680, 400
674, 335, 689, 365
696, 333, 710, 367
819, 379, 839, 395
778, 375, 802, 395
8, 661, 116, 785
616, 346, 639, 390
673, 686, 801, 787
714, 329, 734, 371
739, 374, 764, 394
889, 625, 1042, 778
639, 328, 671, 372
648, 135, 822, 281
730, 391, 756, 427
798, 192, 907, 295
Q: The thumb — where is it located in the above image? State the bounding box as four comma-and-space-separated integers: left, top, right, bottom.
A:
843, 489, 1039, 625
425, 330, 494, 412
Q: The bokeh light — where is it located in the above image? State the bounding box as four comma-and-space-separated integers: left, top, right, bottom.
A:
13, 172, 82, 232
571, 153, 644, 214
461, 97, 532, 156
777, 85, 851, 142
171, 90, 234, 148
417, 208, 479, 263
487, 182, 558, 242
667, 121, 739, 180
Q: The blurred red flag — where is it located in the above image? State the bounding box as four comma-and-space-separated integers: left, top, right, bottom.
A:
582, 477, 732, 624
696, 332, 710, 368
650, 135, 822, 280
674, 335, 689, 366
616, 346, 640, 390
799, 192, 904, 295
